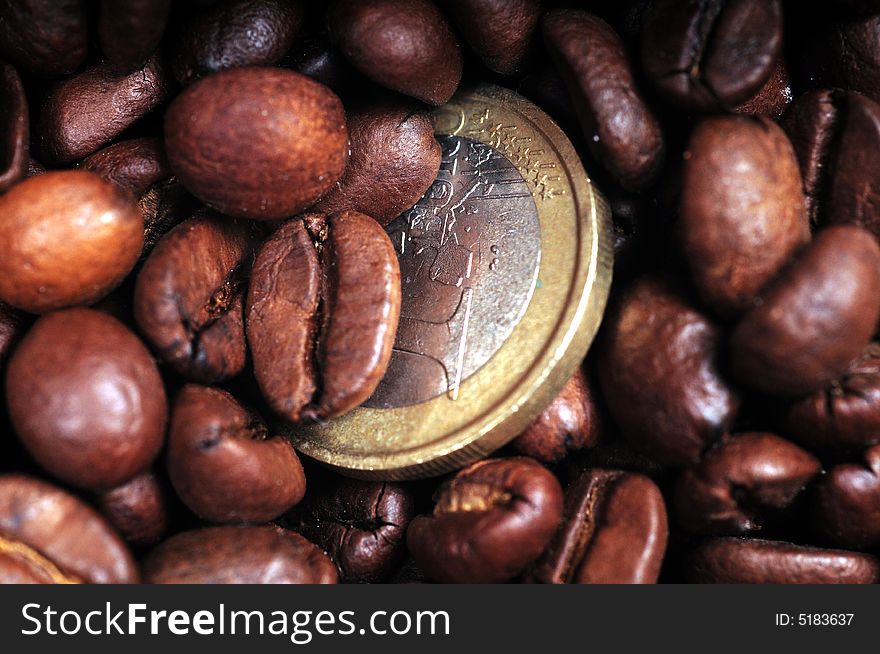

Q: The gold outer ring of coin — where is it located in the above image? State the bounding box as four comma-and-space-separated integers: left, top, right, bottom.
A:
285, 83, 613, 480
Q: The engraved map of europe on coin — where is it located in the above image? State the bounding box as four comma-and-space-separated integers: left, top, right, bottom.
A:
366, 135, 541, 408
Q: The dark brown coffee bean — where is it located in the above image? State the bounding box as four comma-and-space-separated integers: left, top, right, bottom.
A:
812, 444, 880, 549
134, 211, 258, 383
782, 90, 880, 235
288, 477, 415, 583
99, 0, 171, 73
681, 116, 809, 315
642, 0, 783, 111
0, 302, 25, 370
0, 475, 138, 584
168, 384, 306, 523
731, 225, 880, 397
513, 368, 603, 464
172, 0, 304, 86
733, 59, 793, 118
313, 101, 441, 225
688, 537, 880, 583
442, 0, 540, 76
327, 0, 463, 106
0, 171, 143, 313
247, 211, 401, 422
675, 433, 821, 535
598, 277, 740, 466
6, 309, 167, 489
543, 10, 664, 191
407, 458, 563, 583
804, 15, 880, 105
95, 471, 169, 546
0, 0, 89, 76
0, 61, 27, 194
139, 180, 203, 257
284, 33, 361, 95
527, 469, 667, 584
80, 137, 173, 198
165, 67, 347, 220
143, 525, 338, 583
38, 56, 169, 165
783, 343, 880, 452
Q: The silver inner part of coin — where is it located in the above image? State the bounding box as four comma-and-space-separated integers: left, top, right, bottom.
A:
365, 134, 542, 409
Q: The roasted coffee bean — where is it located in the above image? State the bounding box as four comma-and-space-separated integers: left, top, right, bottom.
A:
783, 343, 880, 452
641, 0, 783, 111
284, 33, 361, 95
812, 445, 880, 549
688, 537, 880, 584
139, 180, 202, 256
733, 60, 793, 118
247, 211, 401, 422
513, 368, 603, 465
803, 15, 880, 105
599, 277, 740, 466
527, 469, 667, 584
674, 433, 821, 535
135, 211, 258, 383
0, 475, 138, 584
0, 302, 24, 369
313, 101, 441, 225
442, 0, 540, 76
408, 458, 563, 583
0, 61, 27, 194
681, 116, 809, 315
38, 56, 169, 165
0, 0, 89, 76
0, 171, 143, 313
288, 478, 415, 583
6, 309, 167, 490
80, 137, 173, 198
782, 90, 880, 234
168, 384, 306, 523
543, 10, 664, 191
172, 0, 304, 86
143, 525, 338, 584
326, 0, 462, 106
165, 67, 347, 220
98, 0, 171, 73
730, 225, 880, 397
95, 471, 169, 546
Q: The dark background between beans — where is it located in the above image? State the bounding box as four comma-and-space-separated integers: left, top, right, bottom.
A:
1, 0, 880, 585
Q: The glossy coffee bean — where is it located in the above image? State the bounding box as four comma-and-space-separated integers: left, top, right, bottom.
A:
165, 67, 347, 220
783, 343, 880, 452
812, 445, 880, 549
408, 458, 563, 583
730, 225, 880, 397
96, 471, 169, 546
688, 537, 880, 584
642, 0, 783, 111
675, 433, 821, 535
168, 384, 306, 523
98, 0, 171, 73
288, 478, 415, 583
513, 368, 603, 464
0, 61, 27, 194
782, 90, 880, 234
543, 10, 663, 191
327, 0, 462, 106
172, 0, 304, 86
134, 211, 259, 383
0, 0, 89, 76
143, 525, 339, 584
284, 33, 361, 95
804, 15, 880, 105
314, 101, 441, 225
599, 277, 740, 466
80, 137, 173, 198
6, 309, 167, 490
443, 0, 540, 76
733, 60, 793, 118
681, 116, 809, 315
139, 180, 203, 257
38, 56, 169, 165
247, 212, 401, 422
527, 469, 667, 584
0, 171, 143, 313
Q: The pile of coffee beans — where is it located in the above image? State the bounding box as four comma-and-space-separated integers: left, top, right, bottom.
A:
2, 0, 880, 584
